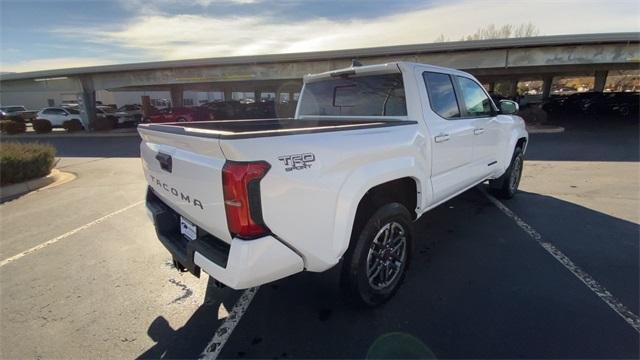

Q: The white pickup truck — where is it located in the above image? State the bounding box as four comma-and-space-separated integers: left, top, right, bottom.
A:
139, 62, 528, 306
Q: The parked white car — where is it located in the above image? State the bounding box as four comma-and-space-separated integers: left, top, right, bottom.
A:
114, 104, 143, 124
139, 62, 528, 306
36, 107, 82, 127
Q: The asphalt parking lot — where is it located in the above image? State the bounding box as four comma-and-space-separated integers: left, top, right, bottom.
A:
0, 119, 638, 359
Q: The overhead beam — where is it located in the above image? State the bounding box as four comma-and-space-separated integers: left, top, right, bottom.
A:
2, 32, 637, 82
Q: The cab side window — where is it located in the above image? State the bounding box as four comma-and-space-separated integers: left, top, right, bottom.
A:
456, 76, 493, 117
423, 72, 460, 119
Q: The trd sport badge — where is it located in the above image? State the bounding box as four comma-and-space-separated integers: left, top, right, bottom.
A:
278, 153, 316, 172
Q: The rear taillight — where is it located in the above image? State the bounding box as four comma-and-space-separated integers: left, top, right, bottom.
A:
222, 160, 270, 239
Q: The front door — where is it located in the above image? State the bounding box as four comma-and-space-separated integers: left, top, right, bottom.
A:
45, 108, 66, 126
421, 71, 476, 204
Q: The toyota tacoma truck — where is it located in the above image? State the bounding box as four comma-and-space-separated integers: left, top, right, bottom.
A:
139, 62, 528, 306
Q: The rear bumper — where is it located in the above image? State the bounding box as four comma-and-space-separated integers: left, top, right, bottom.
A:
146, 188, 303, 289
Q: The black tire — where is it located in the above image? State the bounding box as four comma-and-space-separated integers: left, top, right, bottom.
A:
341, 202, 413, 307
143, 117, 151, 123
176, 117, 187, 122
489, 146, 524, 199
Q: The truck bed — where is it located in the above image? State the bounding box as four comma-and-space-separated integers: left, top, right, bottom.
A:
138, 118, 416, 139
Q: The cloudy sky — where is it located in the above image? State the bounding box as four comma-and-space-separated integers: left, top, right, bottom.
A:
1, 0, 638, 73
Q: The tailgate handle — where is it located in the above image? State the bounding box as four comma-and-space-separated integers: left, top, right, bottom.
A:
156, 152, 172, 173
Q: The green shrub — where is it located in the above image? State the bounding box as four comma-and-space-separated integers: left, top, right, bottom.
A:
0, 120, 27, 134
32, 119, 53, 134
62, 119, 83, 132
93, 116, 115, 131
0, 142, 56, 185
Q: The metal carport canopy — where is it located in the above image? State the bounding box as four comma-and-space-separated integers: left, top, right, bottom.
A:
1, 32, 638, 84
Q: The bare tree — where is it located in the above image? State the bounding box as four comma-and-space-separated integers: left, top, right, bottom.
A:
433, 34, 449, 43
459, 22, 540, 41
513, 22, 540, 38
433, 23, 540, 43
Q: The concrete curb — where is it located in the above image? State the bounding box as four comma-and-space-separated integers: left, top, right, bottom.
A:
3, 131, 139, 140
0, 169, 76, 203
526, 125, 565, 134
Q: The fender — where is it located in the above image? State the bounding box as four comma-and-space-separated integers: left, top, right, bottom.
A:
501, 116, 529, 173
329, 156, 428, 264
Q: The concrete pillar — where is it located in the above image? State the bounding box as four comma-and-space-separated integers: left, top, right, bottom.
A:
223, 88, 233, 102
170, 85, 184, 107
594, 70, 608, 92
79, 76, 96, 131
542, 76, 553, 99
509, 79, 519, 99
141, 96, 152, 119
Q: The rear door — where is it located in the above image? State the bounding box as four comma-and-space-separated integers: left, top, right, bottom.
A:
454, 76, 502, 179
420, 70, 476, 203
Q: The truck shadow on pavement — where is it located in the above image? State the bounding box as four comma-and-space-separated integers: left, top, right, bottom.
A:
137, 280, 241, 359
137, 188, 639, 359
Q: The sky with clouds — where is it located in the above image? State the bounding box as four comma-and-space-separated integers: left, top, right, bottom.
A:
1, 0, 639, 73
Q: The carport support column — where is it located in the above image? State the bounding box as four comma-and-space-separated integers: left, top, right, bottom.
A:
223, 87, 233, 102
508, 79, 518, 99
141, 96, 152, 119
79, 76, 96, 131
542, 76, 553, 100
170, 85, 184, 107
594, 70, 608, 92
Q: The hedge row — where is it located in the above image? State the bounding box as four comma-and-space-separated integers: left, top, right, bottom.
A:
0, 142, 57, 186
0, 120, 26, 134
0, 119, 90, 134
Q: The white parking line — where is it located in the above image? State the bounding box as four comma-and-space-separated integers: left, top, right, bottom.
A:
200, 286, 260, 360
0, 200, 144, 268
483, 190, 640, 333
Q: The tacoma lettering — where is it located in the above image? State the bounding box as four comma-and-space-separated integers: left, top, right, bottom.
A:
149, 175, 204, 210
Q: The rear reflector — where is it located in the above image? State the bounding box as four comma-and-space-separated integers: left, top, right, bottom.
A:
222, 161, 270, 239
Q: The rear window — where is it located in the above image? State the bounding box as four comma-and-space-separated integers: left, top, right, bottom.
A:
423, 72, 461, 119
298, 73, 407, 117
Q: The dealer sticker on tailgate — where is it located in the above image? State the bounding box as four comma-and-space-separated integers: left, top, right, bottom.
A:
180, 216, 197, 241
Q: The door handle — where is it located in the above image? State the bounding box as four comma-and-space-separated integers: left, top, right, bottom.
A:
474, 128, 485, 135
434, 133, 450, 143
156, 152, 173, 173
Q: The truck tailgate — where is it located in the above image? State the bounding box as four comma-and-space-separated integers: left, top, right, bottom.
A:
139, 127, 231, 243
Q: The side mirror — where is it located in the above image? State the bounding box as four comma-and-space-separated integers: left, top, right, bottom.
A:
499, 100, 519, 115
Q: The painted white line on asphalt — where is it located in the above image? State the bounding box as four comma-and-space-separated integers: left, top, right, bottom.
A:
200, 286, 260, 360
483, 190, 640, 333
0, 200, 144, 268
